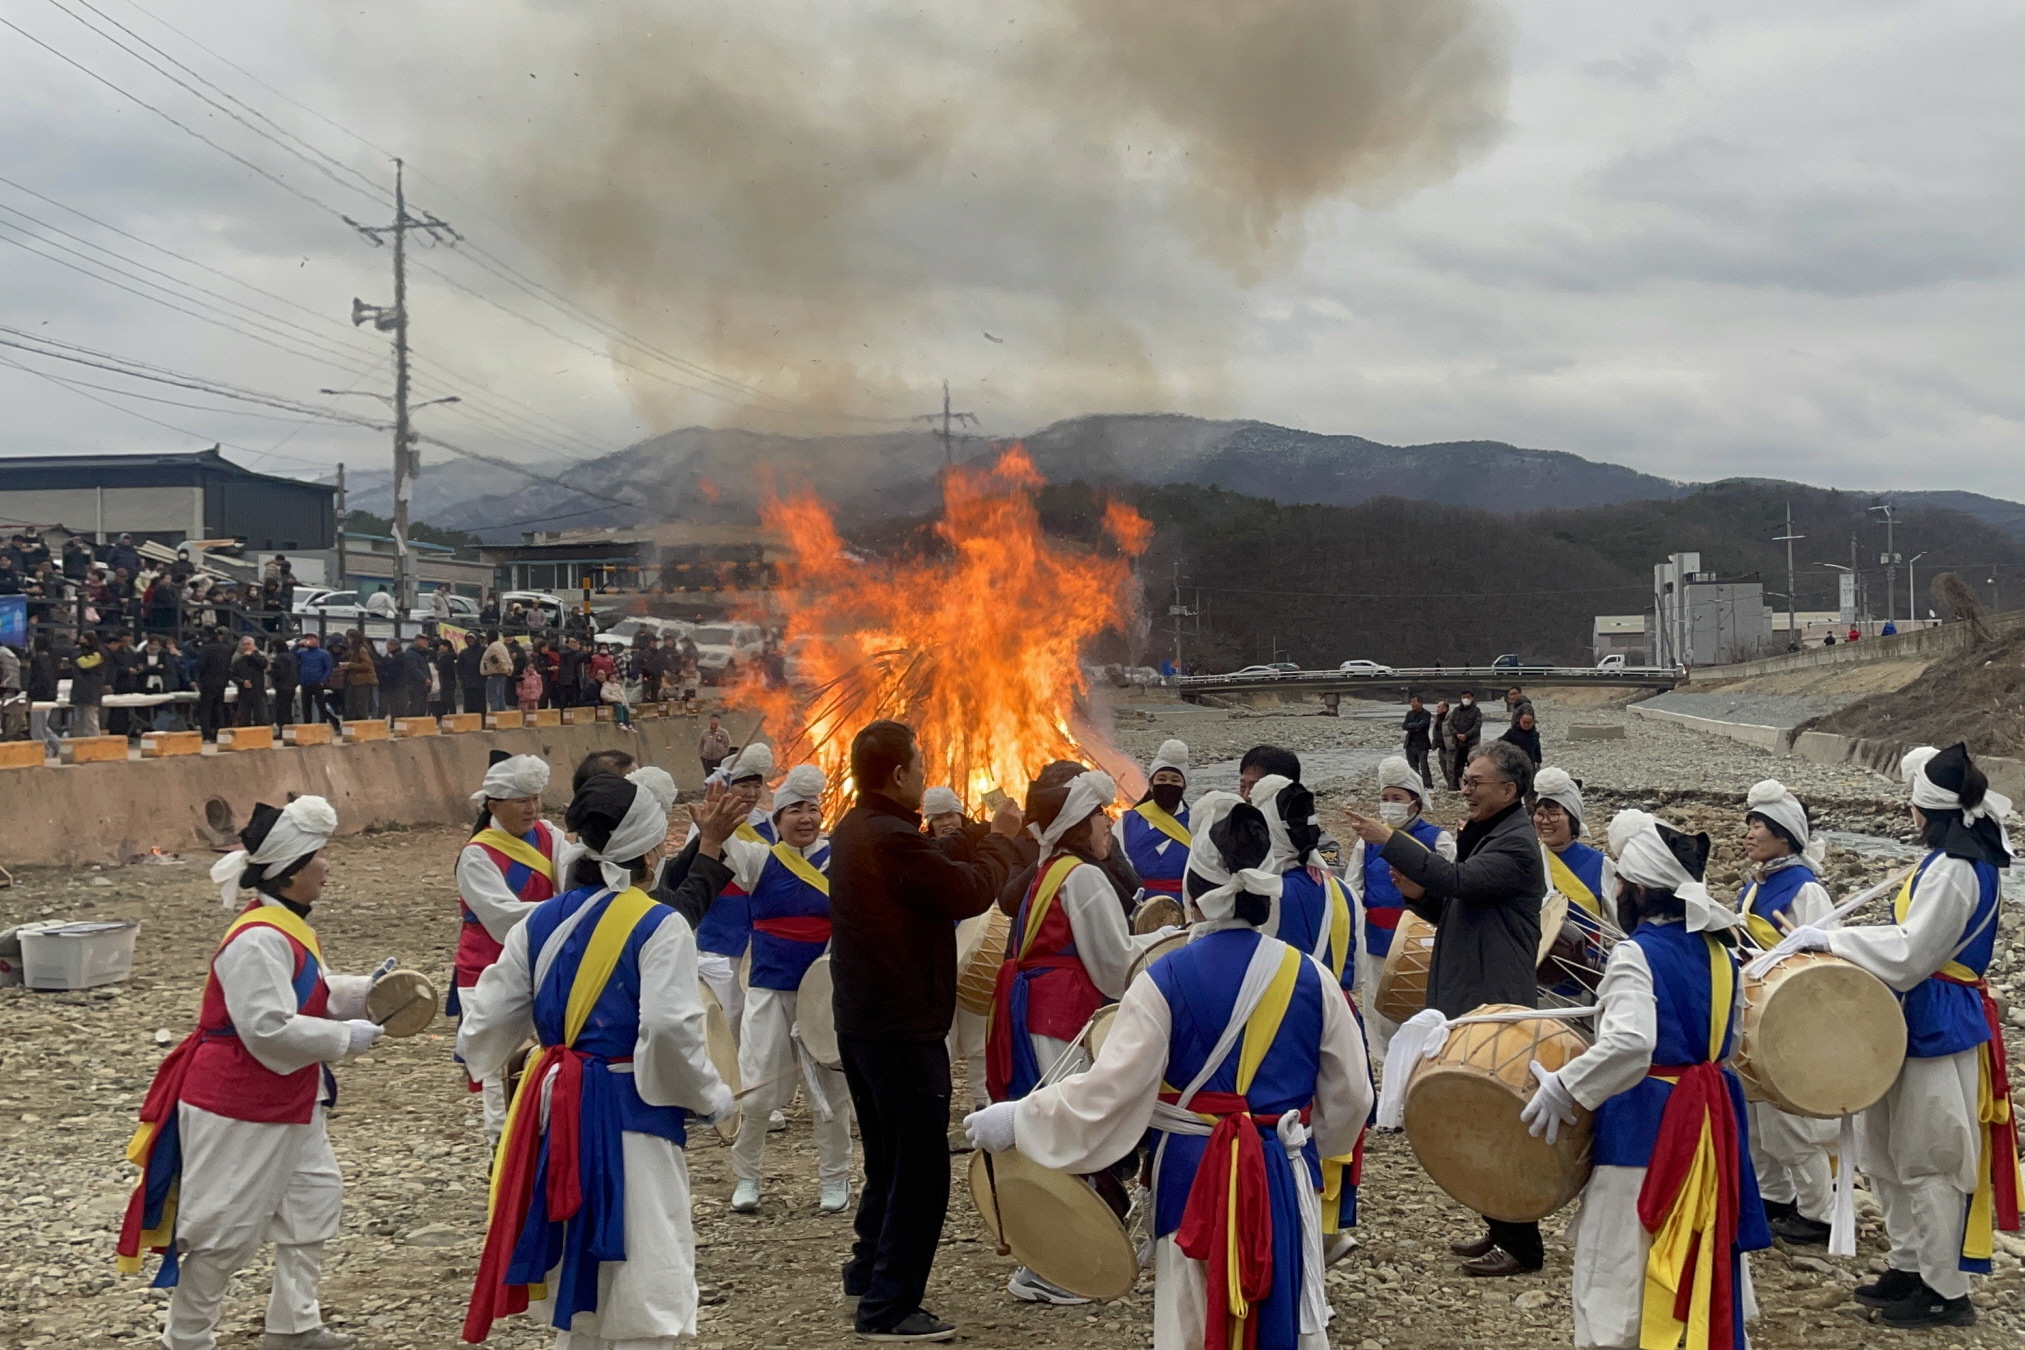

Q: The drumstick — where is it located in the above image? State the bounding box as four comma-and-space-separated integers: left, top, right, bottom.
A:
980, 1149, 1013, 1257
731, 1067, 799, 1102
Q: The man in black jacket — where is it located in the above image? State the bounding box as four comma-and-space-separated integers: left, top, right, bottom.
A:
456, 633, 485, 714
1444, 689, 1482, 790
828, 719, 1021, 1342
1401, 694, 1432, 788
1345, 736, 1546, 1277
400, 634, 433, 719
195, 628, 234, 741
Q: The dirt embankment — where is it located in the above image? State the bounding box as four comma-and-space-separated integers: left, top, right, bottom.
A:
1803, 629, 2025, 757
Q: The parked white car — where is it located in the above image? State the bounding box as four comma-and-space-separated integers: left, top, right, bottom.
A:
690, 620, 766, 681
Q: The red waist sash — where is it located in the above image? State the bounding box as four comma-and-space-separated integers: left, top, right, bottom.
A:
751, 915, 832, 944
1166, 1090, 1309, 1350
1142, 877, 1184, 895
1637, 1061, 1743, 1350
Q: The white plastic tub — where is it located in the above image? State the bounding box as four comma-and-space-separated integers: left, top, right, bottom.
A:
18, 920, 141, 990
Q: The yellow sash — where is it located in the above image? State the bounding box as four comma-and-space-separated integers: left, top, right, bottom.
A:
1547, 847, 1603, 919
1736, 880, 1784, 952
769, 840, 830, 896
734, 821, 765, 845
1017, 855, 1084, 960
1320, 875, 1353, 983
1133, 800, 1192, 848
1639, 934, 1735, 1350
1213, 945, 1303, 1337
474, 826, 555, 882
221, 900, 324, 967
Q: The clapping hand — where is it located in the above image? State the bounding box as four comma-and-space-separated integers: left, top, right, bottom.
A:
690, 779, 747, 855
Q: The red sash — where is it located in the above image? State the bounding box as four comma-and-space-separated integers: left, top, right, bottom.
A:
751, 915, 833, 944
1637, 1062, 1743, 1350
1168, 1091, 1305, 1350
1142, 876, 1184, 895
1938, 973, 2022, 1240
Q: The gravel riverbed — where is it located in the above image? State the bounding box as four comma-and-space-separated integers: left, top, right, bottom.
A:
1, 694, 2020, 1349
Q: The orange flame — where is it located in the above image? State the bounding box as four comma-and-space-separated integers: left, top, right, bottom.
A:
744, 445, 1149, 809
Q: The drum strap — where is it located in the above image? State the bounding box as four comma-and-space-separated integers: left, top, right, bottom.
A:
1133, 800, 1192, 848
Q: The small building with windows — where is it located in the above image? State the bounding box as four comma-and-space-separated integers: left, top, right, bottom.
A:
0, 446, 334, 551
480, 528, 660, 596
1590, 614, 1647, 665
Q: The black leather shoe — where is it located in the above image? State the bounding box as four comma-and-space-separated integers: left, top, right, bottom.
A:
856, 1311, 957, 1342
1878, 1283, 1976, 1329
1852, 1268, 1922, 1309
1461, 1248, 1539, 1277
1769, 1211, 1832, 1245
1449, 1234, 1497, 1259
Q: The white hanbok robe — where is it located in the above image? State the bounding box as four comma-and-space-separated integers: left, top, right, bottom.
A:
1340, 822, 1455, 1060
165, 900, 370, 1350
1738, 856, 1839, 1221
1011, 940, 1373, 1350
459, 899, 724, 1347
1826, 855, 1990, 1300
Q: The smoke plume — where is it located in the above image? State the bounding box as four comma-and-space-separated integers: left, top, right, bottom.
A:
358, 0, 1508, 430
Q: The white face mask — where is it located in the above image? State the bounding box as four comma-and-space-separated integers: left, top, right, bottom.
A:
1377, 801, 1414, 826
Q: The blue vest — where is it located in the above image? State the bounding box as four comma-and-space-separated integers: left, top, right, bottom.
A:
1359, 817, 1444, 957
1122, 803, 1190, 889
1899, 850, 2001, 1059
1148, 929, 1325, 1350
1275, 868, 1353, 990
1736, 860, 1817, 935
694, 816, 774, 958
1554, 841, 1608, 908
745, 840, 831, 991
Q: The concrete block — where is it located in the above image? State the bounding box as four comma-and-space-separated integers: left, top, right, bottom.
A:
60, 736, 129, 765
530, 708, 563, 727
484, 711, 524, 730
441, 713, 484, 734
561, 706, 597, 725
139, 731, 204, 759
1566, 724, 1626, 741
341, 719, 390, 744
283, 723, 334, 747
0, 741, 48, 770
392, 717, 439, 738
217, 726, 275, 751
595, 705, 615, 722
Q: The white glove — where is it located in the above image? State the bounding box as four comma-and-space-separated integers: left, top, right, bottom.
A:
1519, 1060, 1578, 1146
368, 957, 398, 983
705, 1082, 737, 1126
345, 1019, 385, 1057
1784, 925, 1832, 954
964, 1101, 1018, 1154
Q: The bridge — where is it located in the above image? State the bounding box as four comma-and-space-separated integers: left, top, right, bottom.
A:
1176, 665, 1683, 706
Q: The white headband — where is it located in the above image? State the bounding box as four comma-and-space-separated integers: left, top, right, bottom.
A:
1182, 790, 1284, 922
1903, 746, 2014, 827
1247, 773, 1306, 872
1148, 738, 1189, 780
1607, 808, 1739, 933
727, 741, 774, 783
922, 786, 963, 817
773, 764, 827, 816
1033, 770, 1118, 851
1533, 766, 1582, 831
210, 796, 339, 908
1377, 754, 1427, 806
1744, 778, 1812, 852
471, 753, 550, 804
587, 786, 671, 892
627, 766, 679, 814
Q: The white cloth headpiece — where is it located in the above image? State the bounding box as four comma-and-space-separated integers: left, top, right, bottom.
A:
626, 766, 679, 814
210, 796, 339, 908
586, 783, 672, 893
1032, 770, 1117, 851
1607, 808, 1739, 933
1377, 754, 1427, 807
1533, 766, 1583, 831
1902, 746, 2015, 853
727, 742, 774, 783
1247, 773, 1306, 872
1183, 790, 1284, 922
1744, 778, 1823, 862
1148, 738, 1190, 780
922, 786, 963, 817
773, 764, 827, 815
471, 753, 550, 804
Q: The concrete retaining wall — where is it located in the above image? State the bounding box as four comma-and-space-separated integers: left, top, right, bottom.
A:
1629, 702, 1794, 752
1792, 730, 2025, 803
1689, 609, 2025, 683
2, 712, 770, 869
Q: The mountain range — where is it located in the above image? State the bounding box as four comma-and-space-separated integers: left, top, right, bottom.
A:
339, 413, 2025, 545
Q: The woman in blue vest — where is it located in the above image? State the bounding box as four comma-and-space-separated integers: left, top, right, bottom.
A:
1341, 754, 1454, 1058
1732, 778, 1838, 1245
1781, 743, 2020, 1329
1531, 767, 1613, 1001
687, 743, 774, 1049
720, 763, 854, 1215
1522, 809, 1770, 1350
1113, 738, 1193, 905
965, 789, 1371, 1350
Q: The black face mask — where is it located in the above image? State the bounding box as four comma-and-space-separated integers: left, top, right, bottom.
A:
1150, 782, 1185, 814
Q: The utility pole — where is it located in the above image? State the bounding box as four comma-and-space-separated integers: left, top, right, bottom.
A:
1774, 503, 1804, 649
1167, 560, 1196, 674
1869, 502, 1899, 628
335, 462, 347, 586
345, 160, 458, 612
913, 379, 977, 468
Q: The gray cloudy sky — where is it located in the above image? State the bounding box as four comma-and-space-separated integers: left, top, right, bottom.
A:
0, 0, 2018, 499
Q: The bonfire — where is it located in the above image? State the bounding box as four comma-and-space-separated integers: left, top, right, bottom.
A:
742, 445, 1151, 810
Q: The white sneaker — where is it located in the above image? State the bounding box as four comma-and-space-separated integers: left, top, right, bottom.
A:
1325, 1233, 1358, 1265
1007, 1267, 1090, 1305
731, 1178, 761, 1212
260, 1331, 356, 1350
820, 1180, 851, 1213
768, 1109, 788, 1133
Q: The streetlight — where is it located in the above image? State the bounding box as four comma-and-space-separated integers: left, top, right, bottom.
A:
1906, 552, 1927, 624
1822, 563, 1854, 640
